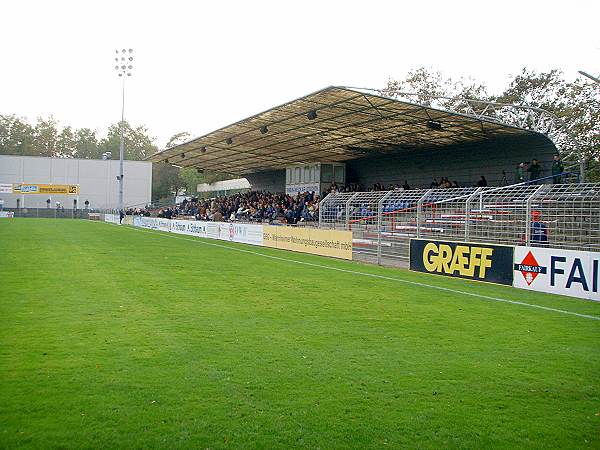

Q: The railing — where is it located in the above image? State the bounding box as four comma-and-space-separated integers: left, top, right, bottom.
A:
319, 182, 600, 265
1, 207, 99, 219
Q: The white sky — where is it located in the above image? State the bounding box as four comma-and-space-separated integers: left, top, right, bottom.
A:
1, 0, 598, 149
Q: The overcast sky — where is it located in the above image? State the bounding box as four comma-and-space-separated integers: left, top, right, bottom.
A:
1, 0, 598, 149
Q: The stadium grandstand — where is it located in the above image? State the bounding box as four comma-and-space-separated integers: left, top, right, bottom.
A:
148, 86, 580, 193
142, 85, 596, 266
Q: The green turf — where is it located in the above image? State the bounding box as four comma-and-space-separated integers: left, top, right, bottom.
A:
1, 219, 599, 449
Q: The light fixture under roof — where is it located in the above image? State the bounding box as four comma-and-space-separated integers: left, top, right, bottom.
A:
226, 137, 233, 145
426, 120, 443, 131
260, 125, 268, 134
307, 110, 317, 120
201, 146, 207, 153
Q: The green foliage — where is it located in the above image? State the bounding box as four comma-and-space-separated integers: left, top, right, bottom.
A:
0, 115, 158, 161
99, 122, 158, 161
384, 67, 600, 181
0, 220, 599, 448
151, 162, 181, 202
0, 115, 35, 156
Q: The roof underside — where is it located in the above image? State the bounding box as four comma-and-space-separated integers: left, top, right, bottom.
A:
148, 86, 535, 175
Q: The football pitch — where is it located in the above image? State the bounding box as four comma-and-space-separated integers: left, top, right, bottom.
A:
1, 219, 599, 449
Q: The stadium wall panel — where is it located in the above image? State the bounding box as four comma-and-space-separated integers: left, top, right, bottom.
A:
245, 170, 285, 193
346, 134, 556, 189
0, 155, 152, 209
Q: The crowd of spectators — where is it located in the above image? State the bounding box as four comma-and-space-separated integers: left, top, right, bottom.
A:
138, 155, 566, 224
157, 191, 320, 224
124, 207, 151, 217
327, 180, 413, 194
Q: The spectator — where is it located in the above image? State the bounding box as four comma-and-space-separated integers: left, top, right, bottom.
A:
528, 158, 542, 183
552, 154, 564, 184
477, 176, 488, 187
515, 162, 526, 183
402, 180, 411, 190
530, 211, 548, 246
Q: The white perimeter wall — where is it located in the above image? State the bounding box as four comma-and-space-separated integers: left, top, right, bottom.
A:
0, 155, 152, 209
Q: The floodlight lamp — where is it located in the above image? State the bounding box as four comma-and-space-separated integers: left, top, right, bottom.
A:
426, 120, 443, 131
128, 65, 132, 69
122, 49, 126, 53
115, 65, 119, 70
129, 57, 133, 61
129, 49, 133, 53
118, 73, 123, 77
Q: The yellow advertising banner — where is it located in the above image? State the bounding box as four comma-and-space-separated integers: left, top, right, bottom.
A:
13, 184, 79, 195
263, 225, 353, 260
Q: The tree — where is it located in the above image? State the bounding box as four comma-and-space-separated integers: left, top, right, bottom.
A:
31, 117, 60, 157
74, 128, 100, 159
99, 121, 158, 161
382, 67, 600, 181
494, 69, 599, 180
152, 162, 182, 202
0, 115, 35, 156
56, 126, 77, 158
381, 67, 490, 108
165, 131, 191, 149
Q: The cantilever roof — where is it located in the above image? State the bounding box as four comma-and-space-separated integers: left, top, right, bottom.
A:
148, 86, 535, 175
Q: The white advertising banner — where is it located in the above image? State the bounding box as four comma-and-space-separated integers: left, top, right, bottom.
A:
0, 211, 15, 218
215, 222, 263, 246
513, 246, 600, 301
130, 217, 263, 246
104, 213, 120, 224
0, 184, 12, 194
285, 183, 321, 195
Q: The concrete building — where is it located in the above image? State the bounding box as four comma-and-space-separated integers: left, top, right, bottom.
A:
0, 155, 152, 209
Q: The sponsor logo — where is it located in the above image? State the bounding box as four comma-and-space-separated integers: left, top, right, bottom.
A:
514, 251, 547, 286
16, 185, 39, 193
410, 239, 513, 285
422, 242, 494, 279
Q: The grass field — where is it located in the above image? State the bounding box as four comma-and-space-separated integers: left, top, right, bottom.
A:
1, 219, 599, 449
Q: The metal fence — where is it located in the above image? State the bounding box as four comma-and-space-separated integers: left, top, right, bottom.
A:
1, 208, 98, 219
319, 183, 600, 265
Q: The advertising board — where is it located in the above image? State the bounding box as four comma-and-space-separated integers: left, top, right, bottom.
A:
410, 238, 514, 285
514, 246, 600, 301
0, 211, 15, 218
263, 225, 353, 260
13, 184, 79, 195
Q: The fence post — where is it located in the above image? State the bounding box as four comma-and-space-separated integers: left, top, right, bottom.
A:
525, 184, 547, 246
345, 193, 359, 231
416, 189, 433, 239
318, 193, 326, 228
377, 191, 393, 265
464, 187, 483, 242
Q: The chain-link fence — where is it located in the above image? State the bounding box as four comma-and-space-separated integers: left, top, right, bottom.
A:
319, 183, 600, 265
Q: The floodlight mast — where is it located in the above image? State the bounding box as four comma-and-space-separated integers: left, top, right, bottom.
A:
114, 48, 134, 212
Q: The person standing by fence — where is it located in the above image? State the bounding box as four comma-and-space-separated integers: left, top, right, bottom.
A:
552, 154, 564, 184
